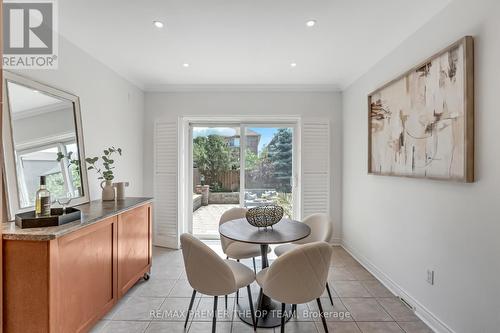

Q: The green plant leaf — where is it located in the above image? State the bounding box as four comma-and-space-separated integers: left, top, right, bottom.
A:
87, 166, 94, 170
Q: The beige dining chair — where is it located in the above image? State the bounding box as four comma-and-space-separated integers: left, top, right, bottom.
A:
273, 213, 335, 306
220, 207, 272, 271
257, 241, 333, 333
219, 207, 271, 303
180, 233, 257, 332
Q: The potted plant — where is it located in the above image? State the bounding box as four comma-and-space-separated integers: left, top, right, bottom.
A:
85, 147, 122, 201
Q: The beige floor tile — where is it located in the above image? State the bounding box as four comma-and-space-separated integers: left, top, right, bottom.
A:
318, 322, 362, 333
332, 281, 372, 298
357, 322, 404, 333
361, 281, 394, 298
307, 298, 354, 322
151, 265, 184, 280
157, 297, 201, 321
398, 321, 434, 333
102, 296, 131, 320
341, 298, 392, 322
328, 267, 357, 281
231, 322, 274, 332
377, 298, 419, 322
145, 321, 189, 333
346, 267, 376, 281
89, 320, 110, 333
113, 297, 165, 321
281, 321, 318, 333
135, 279, 177, 297
170, 279, 198, 297
101, 321, 150, 333
194, 297, 235, 321
189, 321, 232, 333
322, 284, 339, 298
90, 244, 425, 333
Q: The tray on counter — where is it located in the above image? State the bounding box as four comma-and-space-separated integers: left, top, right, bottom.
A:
15, 207, 82, 229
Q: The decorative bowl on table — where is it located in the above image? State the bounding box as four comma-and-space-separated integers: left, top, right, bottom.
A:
245, 205, 284, 229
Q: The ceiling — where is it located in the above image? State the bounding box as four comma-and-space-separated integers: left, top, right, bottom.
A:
7, 82, 68, 114
59, 0, 450, 91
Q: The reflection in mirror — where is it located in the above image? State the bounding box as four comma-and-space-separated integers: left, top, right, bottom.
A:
7, 81, 83, 209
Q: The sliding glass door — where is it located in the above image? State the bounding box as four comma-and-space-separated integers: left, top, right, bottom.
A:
243, 126, 295, 218
190, 123, 297, 238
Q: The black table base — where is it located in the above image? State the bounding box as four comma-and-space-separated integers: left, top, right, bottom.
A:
237, 300, 292, 328
235, 244, 293, 328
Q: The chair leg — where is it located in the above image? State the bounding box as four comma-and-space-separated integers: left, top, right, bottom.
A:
225, 295, 228, 310
236, 259, 240, 304
184, 289, 197, 328
212, 296, 218, 333
280, 302, 286, 333
316, 298, 328, 333
325, 282, 334, 306
252, 257, 257, 273
247, 285, 257, 331
292, 304, 297, 317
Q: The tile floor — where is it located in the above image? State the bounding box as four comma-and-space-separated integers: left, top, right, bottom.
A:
90, 244, 434, 333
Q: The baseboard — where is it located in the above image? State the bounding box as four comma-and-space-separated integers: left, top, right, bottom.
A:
341, 240, 456, 333
330, 237, 343, 246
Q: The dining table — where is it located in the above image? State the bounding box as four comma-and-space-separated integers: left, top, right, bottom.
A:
219, 218, 311, 328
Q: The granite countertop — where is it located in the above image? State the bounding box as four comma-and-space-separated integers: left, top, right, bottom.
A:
2, 197, 153, 241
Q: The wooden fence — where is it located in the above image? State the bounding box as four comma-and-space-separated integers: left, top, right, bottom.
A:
193, 168, 240, 192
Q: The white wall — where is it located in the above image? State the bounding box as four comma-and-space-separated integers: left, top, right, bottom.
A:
12, 36, 145, 199
341, 0, 500, 332
144, 91, 343, 242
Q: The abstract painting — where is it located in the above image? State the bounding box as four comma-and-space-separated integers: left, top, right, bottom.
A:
368, 37, 474, 182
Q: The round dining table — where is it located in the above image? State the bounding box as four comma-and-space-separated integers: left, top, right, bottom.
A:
219, 218, 311, 328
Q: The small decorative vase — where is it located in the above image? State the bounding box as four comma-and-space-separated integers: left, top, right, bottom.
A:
113, 182, 129, 201
101, 180, 115, 201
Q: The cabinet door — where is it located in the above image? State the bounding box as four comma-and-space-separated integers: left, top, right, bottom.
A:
117, 204, 152, 296
57, 216, 118, 333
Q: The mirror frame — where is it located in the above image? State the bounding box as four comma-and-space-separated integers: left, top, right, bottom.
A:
2, 71, 90, 220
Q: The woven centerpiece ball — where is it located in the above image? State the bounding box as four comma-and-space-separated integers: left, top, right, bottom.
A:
245, 205, 284, 228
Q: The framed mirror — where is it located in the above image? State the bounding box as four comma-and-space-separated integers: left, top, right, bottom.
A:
2, 72, 90, 220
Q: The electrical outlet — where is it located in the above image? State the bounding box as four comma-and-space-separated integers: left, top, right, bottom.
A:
426, 270, 435, 285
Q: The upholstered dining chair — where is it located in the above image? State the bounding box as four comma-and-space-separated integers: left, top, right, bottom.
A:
273, 213, 335, 306
256, 241, 333, 333
220, 207, 271, 272
180, 233, 257, 333
219, 207, 271, 303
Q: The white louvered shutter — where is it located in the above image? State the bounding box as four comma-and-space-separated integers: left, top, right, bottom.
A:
154, 121, 180, 249
301, 120, 330, 218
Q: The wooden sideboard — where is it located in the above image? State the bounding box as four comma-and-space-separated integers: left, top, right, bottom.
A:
2, 198, 153, 333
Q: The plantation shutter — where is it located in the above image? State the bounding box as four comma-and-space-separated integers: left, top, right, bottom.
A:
301, 120, 330, 218
154, 121, 180, 249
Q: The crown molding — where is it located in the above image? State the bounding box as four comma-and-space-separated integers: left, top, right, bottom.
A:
144, 84, 340, 93
12, 102, 71, 120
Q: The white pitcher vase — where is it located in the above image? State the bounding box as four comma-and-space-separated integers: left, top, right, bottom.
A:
101, 180, 115, 201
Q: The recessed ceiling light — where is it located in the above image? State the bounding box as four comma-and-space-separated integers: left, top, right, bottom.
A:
290, 63, 297, 68
183, 63, 190, 68
306, 19, 317, 27
153, 20, 164, 28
